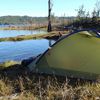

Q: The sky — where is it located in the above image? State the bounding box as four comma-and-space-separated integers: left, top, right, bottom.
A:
0, 0, 97, 17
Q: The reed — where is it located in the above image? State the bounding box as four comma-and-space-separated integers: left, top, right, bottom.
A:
0, 24, 47, 30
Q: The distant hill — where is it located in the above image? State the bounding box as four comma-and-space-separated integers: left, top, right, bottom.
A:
0, 16, 75, 25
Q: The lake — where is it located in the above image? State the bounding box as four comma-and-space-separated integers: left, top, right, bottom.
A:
0, 30, 46, 38
0, 30, 55, 63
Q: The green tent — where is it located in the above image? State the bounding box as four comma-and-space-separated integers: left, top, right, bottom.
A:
28, 30, 100, 80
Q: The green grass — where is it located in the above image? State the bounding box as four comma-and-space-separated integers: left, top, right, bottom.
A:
0, 61, 20, 68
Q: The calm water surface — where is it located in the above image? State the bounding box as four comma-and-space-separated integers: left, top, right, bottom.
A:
0, 39, 54, 63
0, 30, 46, 38
0, 30, 55, 63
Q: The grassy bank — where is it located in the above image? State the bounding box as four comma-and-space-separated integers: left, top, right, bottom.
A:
0, 23, 62, 31
0, 72, 100, 100
0, 24, 47, 30
0, 31, 68, 42
0, 61, 100, 100
0, 61, 20, 69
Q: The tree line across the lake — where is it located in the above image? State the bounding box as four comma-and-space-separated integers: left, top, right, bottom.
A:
0, 16, 75, 25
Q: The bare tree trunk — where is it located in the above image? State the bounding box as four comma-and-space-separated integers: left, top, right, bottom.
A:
47, 0, 52, 32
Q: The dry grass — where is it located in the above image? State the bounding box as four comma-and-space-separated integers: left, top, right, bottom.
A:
0, 24, 47, 30
0, 31, 68, 42
0, 75, 100, 100
0, 61, 100, 100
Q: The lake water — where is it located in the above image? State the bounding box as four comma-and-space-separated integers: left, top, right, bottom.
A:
0, 30, 46, 38
0, 39, 55, 63
0, 30, 55, 63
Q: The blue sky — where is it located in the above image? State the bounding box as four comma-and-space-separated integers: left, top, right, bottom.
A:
0, 0, 97, 17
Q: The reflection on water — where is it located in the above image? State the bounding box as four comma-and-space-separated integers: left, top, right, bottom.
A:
0, 39, 56, 63
49, 39, 55, 47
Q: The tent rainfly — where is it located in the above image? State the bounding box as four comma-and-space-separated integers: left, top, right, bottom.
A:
28, 29, 100, 80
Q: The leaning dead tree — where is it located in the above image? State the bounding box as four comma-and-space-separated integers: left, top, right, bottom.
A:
47, 0, 52, 32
